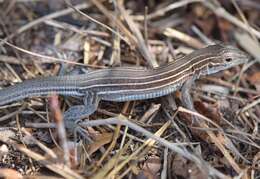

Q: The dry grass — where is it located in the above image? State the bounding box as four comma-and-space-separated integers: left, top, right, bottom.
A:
0, 0, 259, 178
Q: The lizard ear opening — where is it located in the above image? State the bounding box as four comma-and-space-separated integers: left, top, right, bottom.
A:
225, 58, 232, 62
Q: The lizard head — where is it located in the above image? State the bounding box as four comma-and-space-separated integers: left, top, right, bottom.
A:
198, 44, 249, 76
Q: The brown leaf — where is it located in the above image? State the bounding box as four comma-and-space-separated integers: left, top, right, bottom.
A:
194, 101, 221, 124
135, 171, 157, 179
247, 72, 260, 91
171, 154, 189, 178
188, 163, 208, 179
48, 141, 79, 168
141, 156, 161, 177
171, 154, 208, 179
0, 169, 23, 179
87, 132, 113, 155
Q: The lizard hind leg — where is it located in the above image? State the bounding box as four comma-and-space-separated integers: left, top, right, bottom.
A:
63, 91, 100, 121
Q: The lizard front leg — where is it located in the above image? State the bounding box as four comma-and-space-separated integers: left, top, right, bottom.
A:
63, 91, 100, 121
181, 77, 198, 123
181, 78, 195, 111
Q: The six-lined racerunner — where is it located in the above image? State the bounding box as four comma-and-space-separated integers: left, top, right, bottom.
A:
0, 44, 248, 121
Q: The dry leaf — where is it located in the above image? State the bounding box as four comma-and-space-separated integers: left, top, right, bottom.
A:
87, 132, 113, 155
0, 169, 23, 179
247, 72, 260, 91
195, 101, 221, 124
172, 154, 208, 179
171, 154, 189, 178
141, 155, 161, 177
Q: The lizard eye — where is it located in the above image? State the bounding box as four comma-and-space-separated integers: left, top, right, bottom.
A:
208, 63, 214, 68
225, 58, 232, 62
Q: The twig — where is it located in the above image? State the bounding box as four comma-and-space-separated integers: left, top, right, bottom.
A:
240, 97, 260, 113
63, 0, 128, 44
134, 0, 204, 21
79, 115, 227, 178
21, 129, 57, 159
191, 25, 214, 45
164, 28, 205, 49
161, 147, 168, 179
117, 2, 158, 68
0, 3, 91, 46
0, 39, 104, 68
5, 140, 83, 179
49, 95, 70, 167
203, 0, 260, 39
44, 19, 110, 37
26, 113, 233, 178
0, 104, 27, 122
178, 107, 242, 174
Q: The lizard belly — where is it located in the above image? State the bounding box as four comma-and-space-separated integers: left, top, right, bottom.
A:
98, 82, 183, 102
